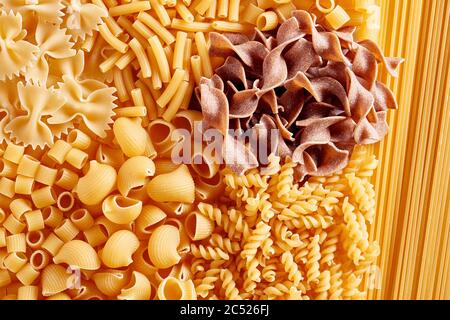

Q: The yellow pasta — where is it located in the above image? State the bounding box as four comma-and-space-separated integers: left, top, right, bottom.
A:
146, 164, 195, 203
26, 231, 45, 249
67, 130, 92, 151
157, 277, 190, 300
55, 168, 79, 191
0, 159, 17, 179
41, 233, 64, 257
185, 212, 214, 241
170, 18, 212, 32
9, 198, 32, 220
325, 5, 351, 30
109, 1, 151, 16
156, 69, 186, 108
242, 3, 265, 24
190, 55, 202, 86
129, 38, 152, 78
3, 252, 28, 273
75, 161, 117, 206
17, 285, 39, 300
41, 264, 71, 297
93, 269, 130, 297
138, 12, 175, 45
14, 175, 34, 195
42, 207, 64, 229
118, 271, 151, 300
3, 144, 25, 164
31, 186, 57, 209
115, 106, 148, 117
176, 2, 195, 22
217, 0, 229, 18
3, 214, 26, 234
228, 0, 240, 21
24, 210, 45, 232
54, 219, 80, 242
98, 24, 129, 53
115, 50, 136, 71
17, 155, 40, 178
150, 0, 172, 26
101, 230, 140, 268
113, 117, 148, 157
102, 195, 143, 224
117, 156, 155, 196
34, 165, 58, 186
83, 225, 108, 248
57, 192, 75, 212
136, 205, 167, 236
315, 0, 336, 13
6, 233, 26, 253
29, 250, 49, 270
65, 148, 88, 170
148, 225, 181, 269
47, 140, 72, 165
53, 240, 101, 270
194, 32, 213, 78
147, 35, 171, 83
70, 209, 95, 231
0, 177, 15, 198
256, 11, 279, 31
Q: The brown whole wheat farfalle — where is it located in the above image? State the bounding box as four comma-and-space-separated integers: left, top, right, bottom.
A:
197, 10, 404, 180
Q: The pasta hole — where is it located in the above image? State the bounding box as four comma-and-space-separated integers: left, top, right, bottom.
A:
115, 196, 136, 208
158, 267, 173, 278
31, 252, 44, 269
185, 213, 198, 240
26, 231, 43, 245
163, 278, 183, 299
67, 130, 78, 144
42, 206, 52, 220
57, 192, 74, 212
71, 209, 87, 221
172, 117, 192, 133
149, 123, 170, 144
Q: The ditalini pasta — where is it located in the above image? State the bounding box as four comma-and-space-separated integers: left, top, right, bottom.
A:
0, 0, 446, 302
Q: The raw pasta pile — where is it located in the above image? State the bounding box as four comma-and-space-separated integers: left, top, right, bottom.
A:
0, 0, 397, 300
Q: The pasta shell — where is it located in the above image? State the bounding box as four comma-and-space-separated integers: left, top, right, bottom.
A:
102, 195, 143, 224
185, 212, 214, 241
195, 174, 225, 201
146, 164, 195, 203
74, 161, 117, 206
191, 149, 220, 179
117, 271, 151, 300
154, 159, 180, 176
147, 119, 177, 154
92, 269, 130, 297
96, 144, 125, 169
41, 264, 71, 296
101, 230, 140, 268
53, 240, 101, 270
157, 277, 189, 300
113, 117, 147, 157
155, 202, 194, 216
46, 293, 72, 300
147, 225, 181, 269
132, 243, 158, 278
117, 156, 155, 196
136, 205, 167, 235
172, 110, 203, 135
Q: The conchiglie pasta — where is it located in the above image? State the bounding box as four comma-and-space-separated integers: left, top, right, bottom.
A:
113, 117, 148, 157
102, 195, 143, 225
92, 269, 130, 297
117, 271, 151, 300
53, 240, 101, 271
117, 156, 155, 196
184, 212, 214, 241
101, 230, 140, 268
157, 277, 195, 300
136, 205, 167, 236
154, 159, 180, 175
146, 164, 195, 203
41, 264, 72, 297
75, 161, 117, 206
147, 225, 181, 269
